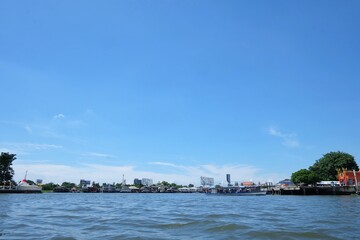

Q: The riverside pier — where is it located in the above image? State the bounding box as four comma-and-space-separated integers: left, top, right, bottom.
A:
270, 185, 357, 195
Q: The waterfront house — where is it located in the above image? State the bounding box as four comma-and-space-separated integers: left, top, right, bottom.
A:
241, 181, 255, 187
101, 183, 116, 193
317, 181, 340, 186
337, 169, 360, 186
276, 179, 297, 188
128, 186, 140, 193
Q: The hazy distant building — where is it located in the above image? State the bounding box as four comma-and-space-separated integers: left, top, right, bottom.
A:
142, 178, 153, 186
200, 176, 214, 186
102, 183, 116, 192
134, 178, 142, 185
122, 174, 126, 186
80, 179, 91, 187
226, 174, 231, 185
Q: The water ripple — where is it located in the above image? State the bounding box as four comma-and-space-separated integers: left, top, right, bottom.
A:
1, 194, 360, 239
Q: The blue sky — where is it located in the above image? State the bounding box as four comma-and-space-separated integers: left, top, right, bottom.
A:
1, 1, 360, 185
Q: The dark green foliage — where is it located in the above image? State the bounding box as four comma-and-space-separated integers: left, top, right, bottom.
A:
309, 151, 359, 181
160, 181, 170, 186
170, 183, 180, 188
61, 182, 77, 189
158, 181, 184, 188
0, 152, 16, 185
42, 182, 59, 191
291, 151, 359, 184
26, 179, 36, 185
291, 169, 320, 184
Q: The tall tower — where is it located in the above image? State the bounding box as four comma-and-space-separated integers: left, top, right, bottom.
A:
226, 174, 231, 186
122, 174, 126, 185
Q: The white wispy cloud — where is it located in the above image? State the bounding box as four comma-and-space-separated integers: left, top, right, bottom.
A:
0, 142, 63, 155
0, 121, 34, 135
26, 143, 63, 150
12, 162, 284, 186
53, 113, 65, 120
0, 148, 15, 154
148, 161, 277, 184
24, 125, 33, 134
149, 161, 180, 168
268, 126, 300, 148
83, 152, 114, 158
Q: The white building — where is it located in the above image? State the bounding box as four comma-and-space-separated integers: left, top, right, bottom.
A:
142, 178, 153, 186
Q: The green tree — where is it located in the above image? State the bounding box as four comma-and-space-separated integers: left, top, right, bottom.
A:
0, 152, 16, 185
61, 182, 77, 189
26, 179, 36, 185
291, 169, 320, 185
309, 151, 359, 180
170, 183, 182, 189
160, 181, 170, 186
42, 182, 59, 191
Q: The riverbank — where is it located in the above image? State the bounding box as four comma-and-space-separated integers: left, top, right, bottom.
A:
270, 185, 358, 195
0, 188, 42, 194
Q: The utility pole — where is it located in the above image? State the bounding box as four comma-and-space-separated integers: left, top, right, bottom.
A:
353, 170, 359, 194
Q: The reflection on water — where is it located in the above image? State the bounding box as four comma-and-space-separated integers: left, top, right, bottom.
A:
0, 193, 359, 239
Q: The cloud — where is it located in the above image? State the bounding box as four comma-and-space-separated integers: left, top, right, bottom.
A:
13, 163, 186, 185
268, 126, 300, 148
24, 125, 33, 134
149, 161, 179, 168
83, 152, 114, 158
0, 142, 63, 155
26, 143, 63, 150
53, 114, 65, 120
148, 161, 277, 184
0, 148, 14, 154
12, 162, 284, 186
52, 113, 87, 129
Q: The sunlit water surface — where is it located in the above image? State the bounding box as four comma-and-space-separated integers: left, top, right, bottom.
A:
1, 193, 360, 239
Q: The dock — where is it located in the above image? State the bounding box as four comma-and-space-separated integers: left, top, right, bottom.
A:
270, 186, 357, 195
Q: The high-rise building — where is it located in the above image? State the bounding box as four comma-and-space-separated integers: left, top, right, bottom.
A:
142, 178, 153, 186
200, 176, 214, 186
226, 174, 231, 184
134, 178, 142, 185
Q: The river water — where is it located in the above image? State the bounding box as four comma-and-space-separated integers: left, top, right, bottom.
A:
0, 193, 359, 239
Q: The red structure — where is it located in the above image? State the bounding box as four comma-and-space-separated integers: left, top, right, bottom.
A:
241, 181, 255, 187
337, 169, 360, 186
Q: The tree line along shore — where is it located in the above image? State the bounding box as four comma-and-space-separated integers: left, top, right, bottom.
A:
1, 151, 360, 194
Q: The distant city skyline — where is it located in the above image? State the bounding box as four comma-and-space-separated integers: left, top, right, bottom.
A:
1, 1, 360, 185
